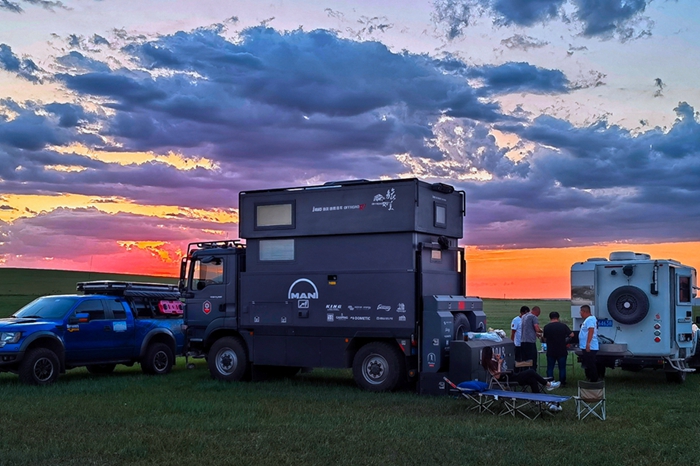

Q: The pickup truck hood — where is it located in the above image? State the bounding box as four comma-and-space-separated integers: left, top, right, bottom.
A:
0, 317, 57, 330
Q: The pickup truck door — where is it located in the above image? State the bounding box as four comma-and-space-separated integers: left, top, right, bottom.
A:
186, 256, 230, 339
103, 298, 136, 359
64, 298, 114, 363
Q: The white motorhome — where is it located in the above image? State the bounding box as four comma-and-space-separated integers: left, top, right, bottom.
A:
571, 251, 700, 382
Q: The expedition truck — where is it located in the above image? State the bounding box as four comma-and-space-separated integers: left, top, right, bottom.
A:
0, 281, 184, 385
181, 178, 509, 393
571, 251, 700, 383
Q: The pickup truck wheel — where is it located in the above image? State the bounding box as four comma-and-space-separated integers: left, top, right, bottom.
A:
142, 343, 174, 375
19, 348, 60, 385
208, 337, 249, 381
86, 364, 116, 375
353, 341, 405, 392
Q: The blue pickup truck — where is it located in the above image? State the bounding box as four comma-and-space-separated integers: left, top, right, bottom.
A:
0, 281, 184, 385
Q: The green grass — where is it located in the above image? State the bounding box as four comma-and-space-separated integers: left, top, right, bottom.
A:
0, 269, 699, 465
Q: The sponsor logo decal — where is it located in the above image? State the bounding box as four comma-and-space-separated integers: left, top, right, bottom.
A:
312, 204, 366, 212
203, 300, 212, 315
326, 304, 342, 311
377, 304, 391, 312
327, 314, 334, 322
376, 316, 394, 321
113, 321, 127, 332
288, 279, 319, 300
372, 188, 396, 210
396, 303, 406, 313
351, 316, 371, 321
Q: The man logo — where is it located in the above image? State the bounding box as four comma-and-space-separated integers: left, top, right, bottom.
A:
288, 278, 319, 300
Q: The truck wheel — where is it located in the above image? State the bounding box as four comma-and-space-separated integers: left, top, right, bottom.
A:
353, 342, 405, 392
208, 337, 249, 381
453, 313, 471, 340
86, 364, 116, 375
607, 285, 649, 325
19, 348, 60, 385
666, 371, 687, 383
142, 343, 174, 375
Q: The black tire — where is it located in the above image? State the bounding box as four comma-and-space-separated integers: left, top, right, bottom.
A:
208, 337, 249, 381
142, 343, 174, 375
19, 348, 60, 385
453, 313, 471, 340
666, 371, 687, 384
352, 341, 405, 392
607, 285, 649, 325
86, 364, 116, 375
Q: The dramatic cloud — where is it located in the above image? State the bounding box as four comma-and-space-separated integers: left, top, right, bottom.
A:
433, 0, 654, 41
0, 20, 699, 271
0, 0, 65, 13
0, 44, 42, 82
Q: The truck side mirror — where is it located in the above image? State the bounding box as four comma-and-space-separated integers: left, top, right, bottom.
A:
68, 313, 90, 324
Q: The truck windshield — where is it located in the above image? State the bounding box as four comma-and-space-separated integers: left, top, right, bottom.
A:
190, 258, 224, 290
12, 296, 80, 319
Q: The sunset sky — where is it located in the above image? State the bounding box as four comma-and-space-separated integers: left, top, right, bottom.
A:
1, 0, 699, 298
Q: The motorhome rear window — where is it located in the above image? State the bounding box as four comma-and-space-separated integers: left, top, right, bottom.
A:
679, 276, 691, 303
256, 202, 295, 229
260, 239, 295, 261
434, 203, 446, 228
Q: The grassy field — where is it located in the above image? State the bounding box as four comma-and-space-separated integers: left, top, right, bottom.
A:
0, 269, 699, 465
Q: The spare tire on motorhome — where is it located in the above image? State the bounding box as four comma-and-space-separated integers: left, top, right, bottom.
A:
607, 285, 649, 325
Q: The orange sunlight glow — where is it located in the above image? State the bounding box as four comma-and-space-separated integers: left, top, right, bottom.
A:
465, 242, 700, 299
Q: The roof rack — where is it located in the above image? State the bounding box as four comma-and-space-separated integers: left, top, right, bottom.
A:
186, 239, 244, 256
77, 281, 181, 300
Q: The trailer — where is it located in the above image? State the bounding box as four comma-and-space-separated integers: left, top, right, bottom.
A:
571, 251, 700, 382
180, 178, 512, 393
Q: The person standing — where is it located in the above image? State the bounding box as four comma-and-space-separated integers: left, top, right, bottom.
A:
543, 311, 574, 386
520, 306, 542, 370
579, 304, 599, 382
510, 306, 529, 361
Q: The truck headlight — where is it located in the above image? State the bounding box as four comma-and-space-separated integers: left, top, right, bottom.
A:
0, 332, 21, 347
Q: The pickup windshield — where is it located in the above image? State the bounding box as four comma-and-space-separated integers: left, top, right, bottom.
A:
12, 296, 80, 319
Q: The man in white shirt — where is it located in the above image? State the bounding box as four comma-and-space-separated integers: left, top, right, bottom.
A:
510, 306, 529, 361
578, 304, 599, 382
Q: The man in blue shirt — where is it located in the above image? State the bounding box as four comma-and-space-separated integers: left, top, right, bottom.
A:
578, 304, 599, 382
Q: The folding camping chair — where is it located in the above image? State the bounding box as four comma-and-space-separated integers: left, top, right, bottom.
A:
573, 380, 606, 420
443, 378, 496, 414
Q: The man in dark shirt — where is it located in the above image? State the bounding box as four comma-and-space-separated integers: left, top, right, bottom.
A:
542, 311, 574, 386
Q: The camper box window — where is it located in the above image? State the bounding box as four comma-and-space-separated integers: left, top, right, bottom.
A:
255, 202, 295, 229
260, 239, 295, 261
679, 276, 691, 303
434, 202, 446, 228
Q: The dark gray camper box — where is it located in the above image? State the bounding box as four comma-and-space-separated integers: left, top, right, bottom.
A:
181, 178, 497, 393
